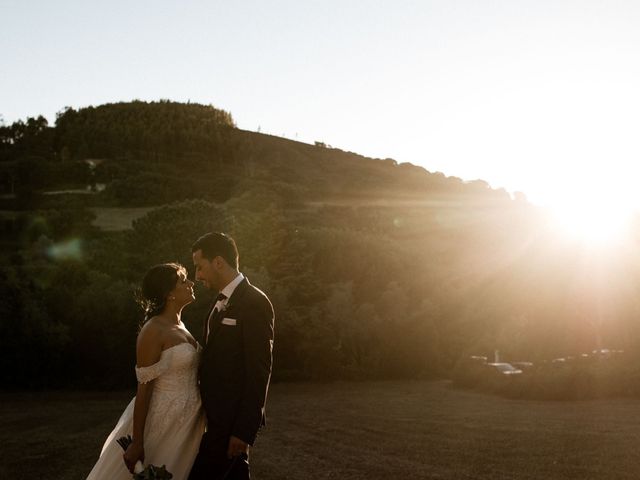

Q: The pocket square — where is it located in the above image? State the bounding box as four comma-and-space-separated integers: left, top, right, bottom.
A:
221, 318, 237, 326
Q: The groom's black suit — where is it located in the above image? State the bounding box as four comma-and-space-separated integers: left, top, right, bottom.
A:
189, 277, 274, 480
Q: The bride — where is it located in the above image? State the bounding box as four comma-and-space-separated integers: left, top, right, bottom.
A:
87, 263, 205, 479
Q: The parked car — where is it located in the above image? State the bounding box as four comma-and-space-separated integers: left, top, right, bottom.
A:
591, 348, 624, 359
469, 355, 488, 364
511, 361, 534, 370
486, 362, 523, 375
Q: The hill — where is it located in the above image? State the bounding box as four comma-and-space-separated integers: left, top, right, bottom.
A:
2, 101, 639, 394
0, 100, 512, 207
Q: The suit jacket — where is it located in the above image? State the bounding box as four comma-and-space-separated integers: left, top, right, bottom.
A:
199, 277, 274, 446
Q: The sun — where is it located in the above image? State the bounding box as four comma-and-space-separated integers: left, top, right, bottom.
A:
550, 198, 634, 247
522, 173, 639, 248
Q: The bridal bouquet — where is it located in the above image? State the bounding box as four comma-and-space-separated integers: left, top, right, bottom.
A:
117, 435, 173, 479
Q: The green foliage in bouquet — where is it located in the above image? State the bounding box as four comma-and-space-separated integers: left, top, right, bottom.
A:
133, 464, 173, 480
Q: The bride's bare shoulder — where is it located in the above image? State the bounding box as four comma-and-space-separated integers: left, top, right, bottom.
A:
137, 317, 169, 344
136, 318, 167, 364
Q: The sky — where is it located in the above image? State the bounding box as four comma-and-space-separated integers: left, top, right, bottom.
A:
3, 0, 640, 208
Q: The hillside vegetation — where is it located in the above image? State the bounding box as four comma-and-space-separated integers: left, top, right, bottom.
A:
1, 101, 639, 396
0, 100, 509, 206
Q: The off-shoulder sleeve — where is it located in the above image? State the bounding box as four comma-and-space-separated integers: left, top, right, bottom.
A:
135, 355, 170, 384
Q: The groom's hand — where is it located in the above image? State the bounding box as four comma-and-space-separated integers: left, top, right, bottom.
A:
227, 435, 249, 459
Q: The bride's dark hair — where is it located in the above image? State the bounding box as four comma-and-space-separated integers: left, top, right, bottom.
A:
136, 263, 187, 322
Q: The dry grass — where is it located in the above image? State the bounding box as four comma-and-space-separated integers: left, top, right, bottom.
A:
3, 381, 640, 479
91, 208, 154, 231
0, 390, 135, 479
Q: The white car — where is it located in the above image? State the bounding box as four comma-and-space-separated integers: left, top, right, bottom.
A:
486, 362, 523, 375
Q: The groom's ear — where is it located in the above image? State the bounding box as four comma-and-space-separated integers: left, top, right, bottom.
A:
211, 255, 224, 268
213, 255, 232, 270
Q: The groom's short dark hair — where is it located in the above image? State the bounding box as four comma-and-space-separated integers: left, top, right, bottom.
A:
192, 232, 239, 270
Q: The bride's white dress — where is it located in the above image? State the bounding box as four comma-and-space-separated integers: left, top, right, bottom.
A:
87, 342, 206, 480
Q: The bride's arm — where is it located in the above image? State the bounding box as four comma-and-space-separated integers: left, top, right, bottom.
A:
124, 323, 163, 472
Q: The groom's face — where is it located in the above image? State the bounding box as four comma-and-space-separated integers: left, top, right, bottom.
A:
193, 249, 222, 291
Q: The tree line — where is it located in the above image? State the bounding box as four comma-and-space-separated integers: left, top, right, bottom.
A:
0, 101, 513, 207
1, 101, 638, 396
3, 193, 640, 391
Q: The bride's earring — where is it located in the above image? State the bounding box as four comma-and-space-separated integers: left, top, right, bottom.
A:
169, 296, 176, 301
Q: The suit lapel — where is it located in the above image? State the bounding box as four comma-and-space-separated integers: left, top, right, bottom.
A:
205, 277, 251, 345
203, 303, 216, 343
208, 303, 227, 340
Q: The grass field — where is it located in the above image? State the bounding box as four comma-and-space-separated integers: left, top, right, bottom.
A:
2, 380, 640, 479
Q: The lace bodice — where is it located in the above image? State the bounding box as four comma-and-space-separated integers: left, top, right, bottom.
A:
87, 341, 205, 480
135, 342, 200, 387
135, 342, 202, 435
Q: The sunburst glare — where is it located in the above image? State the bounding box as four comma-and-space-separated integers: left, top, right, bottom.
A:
550, 198, 634, 247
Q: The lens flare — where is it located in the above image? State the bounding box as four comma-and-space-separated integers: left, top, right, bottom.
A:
47, 238, 84, 261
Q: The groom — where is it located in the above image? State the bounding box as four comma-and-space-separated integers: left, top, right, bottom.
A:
189, 232, 274, 480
